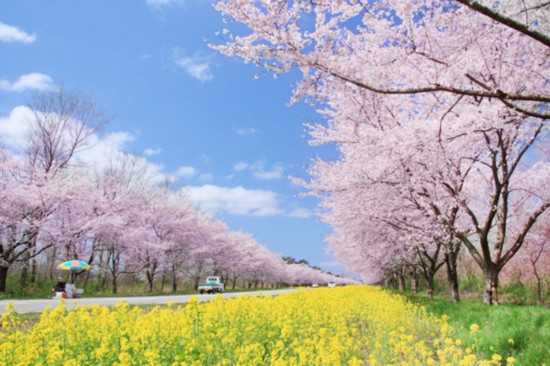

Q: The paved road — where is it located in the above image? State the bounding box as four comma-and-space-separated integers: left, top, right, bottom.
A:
0, 289, 295, 314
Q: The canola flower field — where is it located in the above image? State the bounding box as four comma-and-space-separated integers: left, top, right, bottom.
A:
0, 286, 509, 365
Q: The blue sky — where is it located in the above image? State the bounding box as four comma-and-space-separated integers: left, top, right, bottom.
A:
0, 1, 346, 274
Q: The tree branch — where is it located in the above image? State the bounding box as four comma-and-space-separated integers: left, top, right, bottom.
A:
455, 0, 550, 48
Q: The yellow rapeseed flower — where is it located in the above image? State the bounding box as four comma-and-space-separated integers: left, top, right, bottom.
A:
0, 286, 498, 365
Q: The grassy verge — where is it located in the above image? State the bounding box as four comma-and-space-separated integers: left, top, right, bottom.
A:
404, 292, 550, 365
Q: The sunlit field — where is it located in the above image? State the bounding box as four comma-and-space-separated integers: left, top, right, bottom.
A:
1, 286, 510, 365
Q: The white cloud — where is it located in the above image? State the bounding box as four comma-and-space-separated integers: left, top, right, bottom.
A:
146, 0, 181, 9
185, 185, 283, 216
0, 106, 33, 149
77, 131, 136, 169
253, 163, 285, 180
236, 127, 259, 136
143, 147, 162, 156
233, 160, 286, 180
173, 48, 214, 82
233, 161, 249, 171
80, 134, 173, 186
174, 165, 197, 179
0, 73, 54, 92
287, 207, 314, 218
0, 22, 36, 43
199, 173, 213, 181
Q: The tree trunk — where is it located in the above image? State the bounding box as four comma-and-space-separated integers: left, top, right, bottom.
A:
398, 272, 406, 292
425, 272, 435, 299
397, 274, 405, 291
100, 272, 107, 290
97, 249, 105, 288
83, 270, 90, 289
111, 275, 118, 294
532, 265, 544, 304
445, 252, 460, 303
534, 273, 543, 304
20, 262, 28, 288
19, 264, 28, 288
492, 270, 500, 305
48, 246, 57, 280
30, 259, 37, 284
0, 265, 8, 292
483, 266, 499, 305
172, 273, 177, 293
536, 277, 543, 304
147, 271, 154, 293
410, 268, 417, 293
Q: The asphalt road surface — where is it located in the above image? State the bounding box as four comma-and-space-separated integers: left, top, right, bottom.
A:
0, 289, 295, 314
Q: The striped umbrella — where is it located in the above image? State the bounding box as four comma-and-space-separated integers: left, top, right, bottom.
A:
56, 260, 91, 271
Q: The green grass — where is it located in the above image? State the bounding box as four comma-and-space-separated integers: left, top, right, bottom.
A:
404, 292, 550, 365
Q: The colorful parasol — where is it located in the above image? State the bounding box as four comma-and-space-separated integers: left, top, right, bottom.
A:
56, 260, 91, 271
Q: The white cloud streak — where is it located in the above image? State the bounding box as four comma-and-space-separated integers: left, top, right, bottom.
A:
253, 164, 285, 180
146, 0, 181, 9
236, 127, 259, 136
0, 73, 54, 92
0, 22, 36, 43
233, 161, 249, 171
287, 207, 314, 218
199, 173, 213, 181
233, 160, 285, 180
185, 185, 283, 217
172, 48, 214, 82
144, 147, 162, 156
174, 165, 197, 179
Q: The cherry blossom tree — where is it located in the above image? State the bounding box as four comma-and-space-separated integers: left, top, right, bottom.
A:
36, 167, 98, 284
0, 88, 109, 291
89, 167, 144, 293
214, 0, 550, 304
160, 192, 206, 292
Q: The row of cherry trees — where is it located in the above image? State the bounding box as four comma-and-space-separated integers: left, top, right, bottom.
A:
0, 89, 349, 294
213, 0, 550, 304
